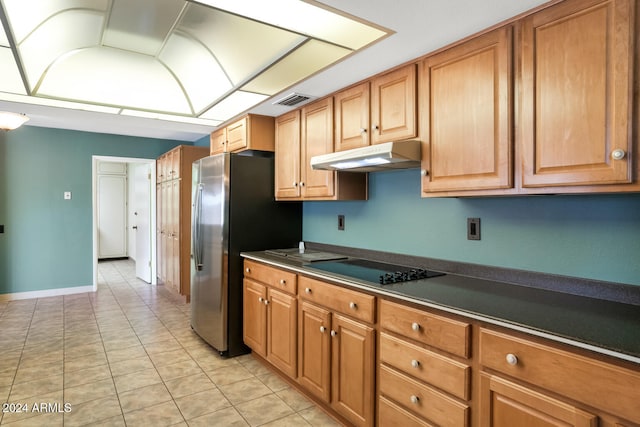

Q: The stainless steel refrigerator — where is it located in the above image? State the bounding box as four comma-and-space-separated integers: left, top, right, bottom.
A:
190, 152, 301, 356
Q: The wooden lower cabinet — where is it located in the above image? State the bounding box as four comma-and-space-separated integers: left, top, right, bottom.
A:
298, 301, 375, 427
479, 374, 597, 427
243, 261, 640, 427
242, 278, 297, 378
331, 314, 375, 427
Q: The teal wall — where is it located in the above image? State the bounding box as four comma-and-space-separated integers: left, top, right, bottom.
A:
303, 169, 640, 286
193, 134, 210, 147
0, 126, 185, 295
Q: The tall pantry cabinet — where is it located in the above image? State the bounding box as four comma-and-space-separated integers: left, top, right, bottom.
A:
156, 145, 208, 301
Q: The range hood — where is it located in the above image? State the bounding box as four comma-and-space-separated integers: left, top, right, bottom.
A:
310, 140, 421, 172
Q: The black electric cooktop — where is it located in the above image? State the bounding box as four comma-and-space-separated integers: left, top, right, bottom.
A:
308, 258, 445, 285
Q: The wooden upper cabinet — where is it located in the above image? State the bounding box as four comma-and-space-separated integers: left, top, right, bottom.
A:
370, 64, 417, 144
520, 0, 634, 189
301, 97, 335, 198
275, 110, 302, 199
210, 114, 275, 155
210, 127, 227, 155
421, 26, 513, 194
334, 82, 370, 151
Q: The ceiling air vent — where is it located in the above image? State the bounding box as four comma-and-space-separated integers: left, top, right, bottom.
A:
273, 93, 315, 107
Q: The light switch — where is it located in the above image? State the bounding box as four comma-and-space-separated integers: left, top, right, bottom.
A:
64, 191, 72, 200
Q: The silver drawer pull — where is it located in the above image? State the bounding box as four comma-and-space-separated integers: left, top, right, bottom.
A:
506, 353, 518, 366
410, 395, 419, 404
411, 359, 420, 368
264, 300, 270, 305
258, 297, 264, 302
279, 279, 286, 285
320, 326, 326, 333
349, 302, 357, 309
245, 267, 250, 273
411, 322, 420, 332
611, 149, 626, 160
305, 287, 312, 294
330, 330, 337, 337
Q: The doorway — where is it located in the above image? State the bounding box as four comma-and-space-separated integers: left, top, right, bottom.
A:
92, 155, 157, 291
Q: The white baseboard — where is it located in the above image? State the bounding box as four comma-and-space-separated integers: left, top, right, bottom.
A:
0, 285, 95, 302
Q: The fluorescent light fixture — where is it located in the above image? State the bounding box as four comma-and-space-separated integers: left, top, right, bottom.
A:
200, 91, 269, 121
0, 0, 390, 127
0, 111, 29, 130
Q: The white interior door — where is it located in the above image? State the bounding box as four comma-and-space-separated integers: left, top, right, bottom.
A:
134, 164, 152, 283
97, 164, 127, 258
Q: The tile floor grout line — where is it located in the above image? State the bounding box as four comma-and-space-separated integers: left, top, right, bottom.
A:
87, 278, 127, 427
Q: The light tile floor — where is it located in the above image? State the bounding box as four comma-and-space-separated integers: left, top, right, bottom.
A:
0, 259, 341, 427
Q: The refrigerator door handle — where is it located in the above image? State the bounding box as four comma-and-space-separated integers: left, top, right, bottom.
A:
193, 183, 204, 271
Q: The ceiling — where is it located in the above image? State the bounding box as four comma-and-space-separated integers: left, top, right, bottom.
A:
0, 0, 550, 142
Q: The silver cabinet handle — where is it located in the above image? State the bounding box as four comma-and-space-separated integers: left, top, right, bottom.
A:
611, 149, 626, 160
411, 359, 420, 368
293, 182, 298, 187
506, 353, 518, 366
349, 302, 357, 309
258, 297, 264, 302
410, 395, 419, 404
320, 326, 326, 333
245, 267, 250, 273
330, 330, 337, 337
300, 182, 305, 187
373, 125, 379, 131
360, 127, 367, 134
264, 300, 270, 305
411, 322, 420, 331
279, 279, 286, 285
305, 287, 312, 294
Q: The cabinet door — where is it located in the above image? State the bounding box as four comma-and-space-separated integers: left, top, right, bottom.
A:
156, 184, 163, 283
301, 97, 335, 198
480, 374, 598, 427
210, 127, 227, 155
156, 155, 165, 182
422, 27, 513, 193
331, 314, 375, 427
170, 148, 181, 179
298, 301, 331, 402
335, 82, 370, 151
226, 117, 248, 152
371, 64, 417, 144
160, 181, 171, 284
170, 180, 180, 292
243, 279, 267, 356
520, 0, 633, 188
267, 288, 297, 378
275, 110, 301, 199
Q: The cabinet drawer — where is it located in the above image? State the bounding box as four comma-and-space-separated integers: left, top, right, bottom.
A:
380, 300, 470, 358
480, 328, 640, 424
380, 332, 470, 400
379, 396, 434, 427
379, 364, 469, 427
244, 260, 297, 295
298, 276, 375, 323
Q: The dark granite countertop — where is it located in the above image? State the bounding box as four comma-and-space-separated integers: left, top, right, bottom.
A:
241, 249, 640, 365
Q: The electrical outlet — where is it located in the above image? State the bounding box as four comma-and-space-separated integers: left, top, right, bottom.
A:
467, 218, 480, 240
338, 215, 345, 231
64, 191, 72, 200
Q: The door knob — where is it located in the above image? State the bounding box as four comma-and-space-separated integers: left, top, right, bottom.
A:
611, 149, 626, 160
